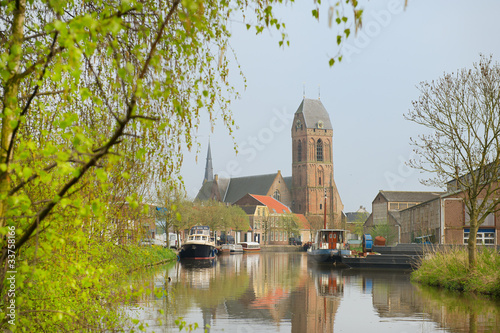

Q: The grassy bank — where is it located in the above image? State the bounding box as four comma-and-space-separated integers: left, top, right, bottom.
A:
411, 248, 500, 297
12, 244, 176, 332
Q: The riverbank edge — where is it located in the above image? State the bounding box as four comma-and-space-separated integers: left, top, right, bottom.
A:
261, 245, 304, 252
411, 247, 500, 298
124, 245, 178, 273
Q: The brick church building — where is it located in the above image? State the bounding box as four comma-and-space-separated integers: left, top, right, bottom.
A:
196, 98, 343, 228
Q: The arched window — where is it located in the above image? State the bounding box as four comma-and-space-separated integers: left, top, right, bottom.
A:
319, 176, 322, 186
273, 189, 281, 202
317, 139, 323, 161
297, 140, 302, 162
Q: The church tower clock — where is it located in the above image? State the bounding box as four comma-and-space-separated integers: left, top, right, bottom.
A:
291, 98, 343, 228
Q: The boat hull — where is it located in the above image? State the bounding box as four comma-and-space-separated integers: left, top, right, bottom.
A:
342, 254, 416, 269
307, 249, 342, 263
179, 244, 217, 260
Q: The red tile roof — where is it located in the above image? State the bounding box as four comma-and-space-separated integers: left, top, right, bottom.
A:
249, 194, 291, 214
295, 214, 311, 230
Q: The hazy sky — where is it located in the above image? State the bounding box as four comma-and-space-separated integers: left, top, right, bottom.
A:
179, 0, 500, 213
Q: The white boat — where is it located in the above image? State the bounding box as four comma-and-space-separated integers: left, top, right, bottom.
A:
238, 241, 261, 252
219, 243, 244, 254
230, 244, 244, 254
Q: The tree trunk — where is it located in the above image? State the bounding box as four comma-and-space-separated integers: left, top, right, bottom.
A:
0, 0, 26, 228
468, 216, 478, 271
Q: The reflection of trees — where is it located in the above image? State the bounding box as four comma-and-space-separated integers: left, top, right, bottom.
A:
174, 269, 250, 308
416, 285, 500, 333
346, 269, 500, 333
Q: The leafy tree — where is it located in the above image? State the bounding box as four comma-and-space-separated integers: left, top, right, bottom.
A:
153, 182, 186, 247
277, 213, 300, 240
369, 223, 397, 246
180, 200, 249, 235
406, 56, 500, 270
0, 0, 362, 330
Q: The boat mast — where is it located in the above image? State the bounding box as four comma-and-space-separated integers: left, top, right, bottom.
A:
324, 188, 327, 229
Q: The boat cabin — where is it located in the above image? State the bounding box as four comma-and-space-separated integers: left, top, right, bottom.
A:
239, 241, 260, 251
187, 226, 213, 243
315, 229, 345, 250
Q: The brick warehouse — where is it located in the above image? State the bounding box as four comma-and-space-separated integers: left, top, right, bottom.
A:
399, 190, 500, 245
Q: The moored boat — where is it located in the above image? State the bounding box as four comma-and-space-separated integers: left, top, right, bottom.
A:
218, 243, 232, 255
239, 241, 260, 252
179, 226, 217, 260
341, 253, 416, 269
307, 229, 350, 264
230, 244, 244, 254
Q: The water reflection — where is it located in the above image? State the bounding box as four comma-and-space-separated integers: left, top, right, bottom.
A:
126, 253, 500, 332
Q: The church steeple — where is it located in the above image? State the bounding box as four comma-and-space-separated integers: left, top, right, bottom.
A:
203, 140, 214, 184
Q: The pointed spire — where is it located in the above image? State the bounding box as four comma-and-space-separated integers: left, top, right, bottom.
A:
203, 139, 214, 184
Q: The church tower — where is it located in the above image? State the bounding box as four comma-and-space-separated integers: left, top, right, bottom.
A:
291, 99, 343, 228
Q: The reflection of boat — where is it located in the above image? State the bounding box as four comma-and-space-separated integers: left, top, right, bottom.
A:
179, 226, 217, 260
307, 229, 349, 263
342, 253, 416, 269
239, 241, 260, 252
180, 259, 216, 269
307, 262, 345, 299
314, 270, 344, 297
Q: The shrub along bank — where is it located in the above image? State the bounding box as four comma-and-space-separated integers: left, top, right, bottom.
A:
411, 248, 500, 297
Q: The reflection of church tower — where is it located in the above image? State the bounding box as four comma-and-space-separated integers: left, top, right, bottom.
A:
291, 98, 343, 227
203, 140, 214, 184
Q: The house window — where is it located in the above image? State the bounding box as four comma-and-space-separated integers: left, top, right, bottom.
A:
297, 141, 302, 162
319, 176, 322, 186
320, 203, 322, 210
317, 139, 323, 161
273, 189, 281, 202
465, 200, 495, 227
463, 228, 495, 245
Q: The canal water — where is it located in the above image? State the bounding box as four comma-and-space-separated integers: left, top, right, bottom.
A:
126, 252, 500, 332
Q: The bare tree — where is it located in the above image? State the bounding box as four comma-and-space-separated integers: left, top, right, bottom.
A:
406, 55, 500, 270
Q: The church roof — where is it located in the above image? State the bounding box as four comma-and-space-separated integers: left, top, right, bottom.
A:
295, 98, 333, 130
195, 180, 214, 201
283, 176, 292, 192
224, 173, 280, 203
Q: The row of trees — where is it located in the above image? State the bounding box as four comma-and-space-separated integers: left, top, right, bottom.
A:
153, 185, 251, 246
